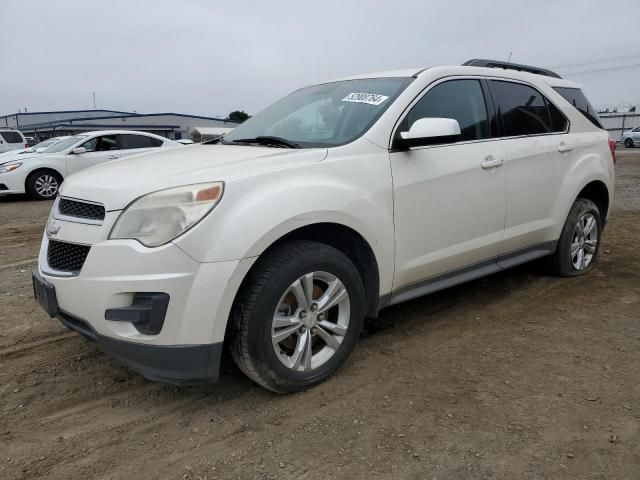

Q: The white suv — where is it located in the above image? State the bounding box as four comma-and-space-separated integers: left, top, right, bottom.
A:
0, 129, 27, 153
0, 130, 179, 199
33, 59, 616, 392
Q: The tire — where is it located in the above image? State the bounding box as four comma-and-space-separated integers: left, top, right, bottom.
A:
26, 169, 62, 200
229, 240, 365, 393
624, 138, 634, 148
549, 198, 602, 277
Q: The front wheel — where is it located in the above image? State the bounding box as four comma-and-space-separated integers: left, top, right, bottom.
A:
624, 138, 634, 148
549, 198, 602, 277
229, 240, 365, 393
26, 170, 62, 200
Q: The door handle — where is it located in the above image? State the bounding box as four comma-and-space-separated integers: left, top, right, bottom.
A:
108, 155, 119, 159
481, 157, 504, 169
558, 143, 573, 153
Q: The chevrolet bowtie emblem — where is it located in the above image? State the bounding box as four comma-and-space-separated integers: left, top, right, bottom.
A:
46, 220, 61, 237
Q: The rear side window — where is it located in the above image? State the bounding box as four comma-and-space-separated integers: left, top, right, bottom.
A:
547, 101, 569, 133
0, 131, 24, 143
398, 79, 490, 142
553, 87, 602, 128
491, 81, 565, 137
118, 134, 163, 149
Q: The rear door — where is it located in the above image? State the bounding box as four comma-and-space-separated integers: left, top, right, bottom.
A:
489, 80, 571, 261
0, 131, 26, 153
116, 134, 164, 158
66, 134, 120, 175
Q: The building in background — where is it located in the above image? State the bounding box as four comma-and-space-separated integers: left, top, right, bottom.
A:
0, 109, 239, 141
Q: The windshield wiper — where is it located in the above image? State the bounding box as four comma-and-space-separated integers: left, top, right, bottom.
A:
228, 136, 300, 149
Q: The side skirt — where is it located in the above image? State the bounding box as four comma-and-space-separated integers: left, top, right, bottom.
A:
382, 241, 557, 308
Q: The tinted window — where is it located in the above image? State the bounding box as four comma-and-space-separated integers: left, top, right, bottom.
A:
0, 131, 24, 143
547, 100, 568, 133
118, 134, 163, 150
491, 81, 556, 136
96, 135, 118, 151
553, 87, 602, 128
399, 79, 490, 142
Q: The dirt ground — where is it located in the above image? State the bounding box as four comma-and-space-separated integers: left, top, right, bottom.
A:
0, 151, 639, 480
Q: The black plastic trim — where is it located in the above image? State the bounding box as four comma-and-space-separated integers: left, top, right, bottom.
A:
386, 241, 557, 306
0, 183, 8, 191
463, 59, 562, 79
105, 292, 170, 335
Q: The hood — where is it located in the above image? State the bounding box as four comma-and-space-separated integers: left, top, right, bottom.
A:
60, 144, 328, 210
0, 150, 44, 164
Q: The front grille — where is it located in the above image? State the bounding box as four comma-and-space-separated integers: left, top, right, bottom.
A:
58, 198, 105, 221
47, 240, 91, 273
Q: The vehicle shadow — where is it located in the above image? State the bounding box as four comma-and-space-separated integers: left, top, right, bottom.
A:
106, 259, 551, 399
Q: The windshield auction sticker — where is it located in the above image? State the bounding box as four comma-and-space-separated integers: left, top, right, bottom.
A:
341, 93, 389, 106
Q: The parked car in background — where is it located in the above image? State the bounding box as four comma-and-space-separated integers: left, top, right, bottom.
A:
0, 130, 179, 199
622, 126, 640, 147
0, 129, 27, 153
33, 60, 615, 393
25, 136, 37, 147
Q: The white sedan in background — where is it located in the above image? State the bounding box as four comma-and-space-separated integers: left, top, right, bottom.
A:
0, 130, 180, 199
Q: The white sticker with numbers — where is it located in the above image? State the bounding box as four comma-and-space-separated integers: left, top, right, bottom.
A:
341, 92, 389, 106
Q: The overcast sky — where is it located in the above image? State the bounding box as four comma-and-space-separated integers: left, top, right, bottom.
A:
1, 0, 638, 118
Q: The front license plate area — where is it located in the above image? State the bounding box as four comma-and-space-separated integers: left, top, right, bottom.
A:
32, 271, 59, 318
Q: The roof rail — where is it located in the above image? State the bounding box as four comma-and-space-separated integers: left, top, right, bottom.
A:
462, 59, 562, 79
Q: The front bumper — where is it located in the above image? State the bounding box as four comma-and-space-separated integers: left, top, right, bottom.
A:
36, 202, 256, 383
34, 269, 223, 383
0, 169, 26, 194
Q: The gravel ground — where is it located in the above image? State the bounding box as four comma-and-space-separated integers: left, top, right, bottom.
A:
0, 150, 639, 480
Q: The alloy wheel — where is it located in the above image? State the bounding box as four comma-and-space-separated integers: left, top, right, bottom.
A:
271, 271, 350, 372
34, 174, 59, 197
570, 212, 598, 270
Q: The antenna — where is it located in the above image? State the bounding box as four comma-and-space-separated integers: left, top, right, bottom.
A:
507, 51, 513, 62
92, 92, 97, 109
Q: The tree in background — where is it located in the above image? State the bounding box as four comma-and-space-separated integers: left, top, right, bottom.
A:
227, 110, 251, 122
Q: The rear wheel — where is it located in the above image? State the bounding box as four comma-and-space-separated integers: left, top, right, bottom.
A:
549, 198, 602, 277
26, 170, 62, 200
229, 240, 365, 393
624, 138, 634, 148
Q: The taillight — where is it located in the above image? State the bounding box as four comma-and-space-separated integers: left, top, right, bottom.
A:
24, 143, 28, 149
608, 138, 617, 164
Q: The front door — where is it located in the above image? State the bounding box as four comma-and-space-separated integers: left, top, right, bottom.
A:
390, 78, 507, 299
66, 134, 120, 175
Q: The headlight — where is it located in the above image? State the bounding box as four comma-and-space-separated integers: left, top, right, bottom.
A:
109, 182, 224, 247
0, 162, 22, 174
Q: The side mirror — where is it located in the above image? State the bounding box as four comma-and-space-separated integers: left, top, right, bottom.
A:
71, 147, 87, 155
395, 117, 461, 149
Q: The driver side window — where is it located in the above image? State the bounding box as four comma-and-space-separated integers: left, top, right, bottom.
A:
399, 79, 491, 143
79, 138, 98, 152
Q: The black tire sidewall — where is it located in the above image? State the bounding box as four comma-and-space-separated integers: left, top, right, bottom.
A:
244, 243, 365, 391
625, 138, 634, 148
556, 199, 602, 276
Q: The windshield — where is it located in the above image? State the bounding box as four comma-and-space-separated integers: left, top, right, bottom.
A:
42, 135, 88, 153
33, 139, 59, 151
223, 77, 413, 148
